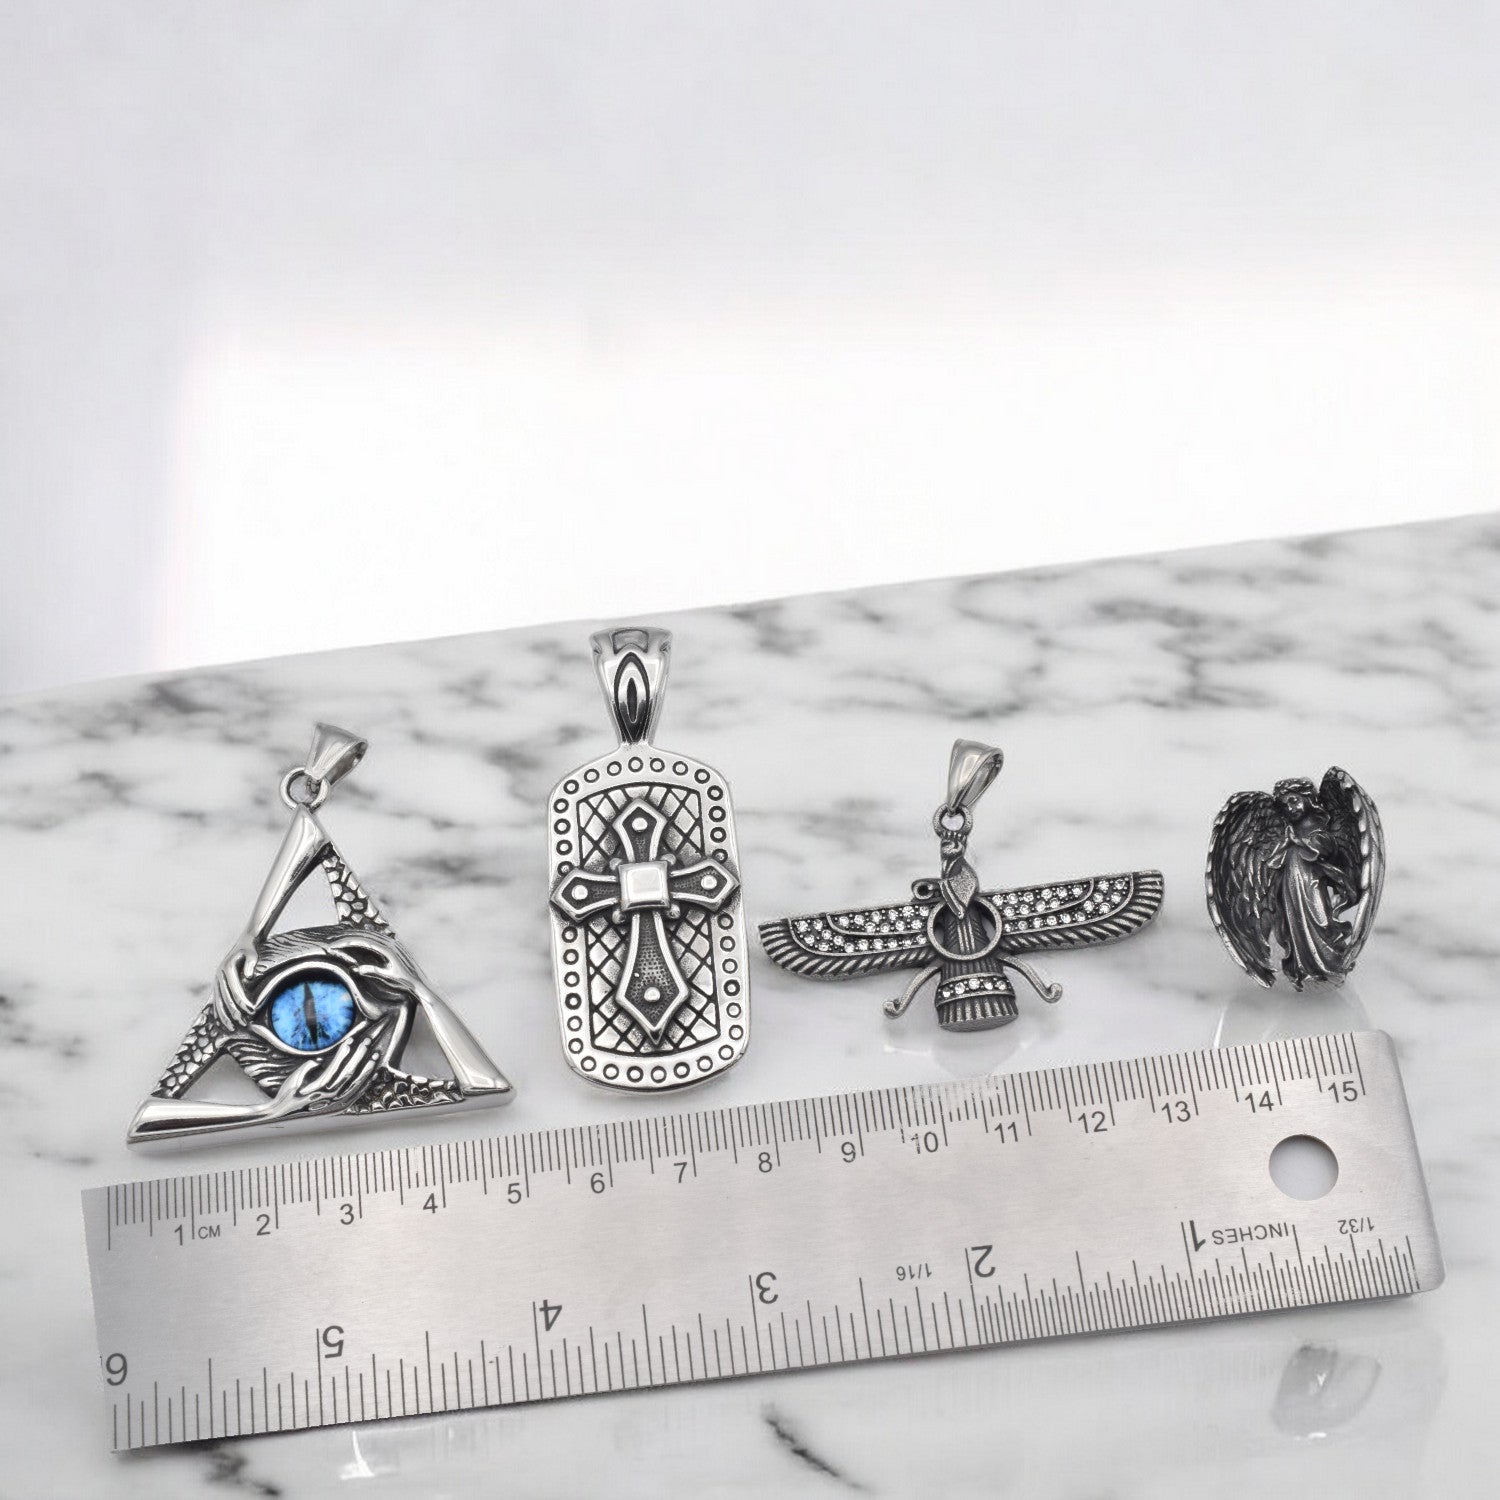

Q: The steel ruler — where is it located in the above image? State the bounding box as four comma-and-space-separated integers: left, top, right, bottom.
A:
83, 1030, 1441, 1452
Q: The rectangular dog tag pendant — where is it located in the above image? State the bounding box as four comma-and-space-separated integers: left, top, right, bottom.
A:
547, 627, 750, 1091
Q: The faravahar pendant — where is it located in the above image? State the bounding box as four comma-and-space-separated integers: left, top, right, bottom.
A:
760, 740, 1164, 1031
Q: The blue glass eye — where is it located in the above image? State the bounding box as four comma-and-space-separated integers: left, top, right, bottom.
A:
266, 973, 357, 1051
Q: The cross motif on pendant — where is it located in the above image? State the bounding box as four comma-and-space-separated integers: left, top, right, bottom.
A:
549, 798, 741, 1039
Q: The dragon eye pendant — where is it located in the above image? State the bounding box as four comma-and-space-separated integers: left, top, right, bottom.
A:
127, 724, 513, 1144
547, 627, 750, 1091
759, 740, 1164, 1031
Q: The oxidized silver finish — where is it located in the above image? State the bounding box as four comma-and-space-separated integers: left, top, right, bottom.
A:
759, 740, 1164, 1031
547, 627, 749, 1091
1206, 766, 1385, 989
127, 724, 513, 1144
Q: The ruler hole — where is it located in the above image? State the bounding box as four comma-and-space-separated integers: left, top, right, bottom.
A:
1269, 1135, 1339, 1200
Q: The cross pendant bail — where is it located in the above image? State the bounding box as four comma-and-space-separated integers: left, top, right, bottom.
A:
592, 627, 673, 746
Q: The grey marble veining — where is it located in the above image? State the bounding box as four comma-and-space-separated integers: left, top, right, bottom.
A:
1, 515, 1497, 1497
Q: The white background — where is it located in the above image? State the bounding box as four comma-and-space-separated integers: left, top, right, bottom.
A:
0, 2, 1494, 696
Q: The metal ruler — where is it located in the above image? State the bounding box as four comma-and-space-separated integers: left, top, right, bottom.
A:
83, 1031, 1442, 1452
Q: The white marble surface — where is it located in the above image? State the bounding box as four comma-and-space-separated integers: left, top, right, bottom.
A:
2, 516, 1496, 1497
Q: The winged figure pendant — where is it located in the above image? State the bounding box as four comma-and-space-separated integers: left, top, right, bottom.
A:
1205, 767, 1384, 989
758, 741, 1164, 1031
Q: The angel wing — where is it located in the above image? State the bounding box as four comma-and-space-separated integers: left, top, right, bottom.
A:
1205, 791, 1288, 987
758, 871, 1164, 980
1319, 766, 1385, 962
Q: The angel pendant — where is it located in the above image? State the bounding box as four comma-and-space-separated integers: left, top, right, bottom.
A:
1205, 767, 1385, 989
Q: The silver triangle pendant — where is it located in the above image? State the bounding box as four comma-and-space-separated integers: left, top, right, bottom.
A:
128, 724, 513, 1145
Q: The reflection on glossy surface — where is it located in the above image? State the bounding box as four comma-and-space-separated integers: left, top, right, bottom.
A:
881, 1003, 1056, 1080
319, 1308, 1443, 1495
1273, 1344, 1382, 1440
1215, 978, 1371, 1050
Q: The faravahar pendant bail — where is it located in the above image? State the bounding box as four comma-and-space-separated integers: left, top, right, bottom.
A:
944, 739, 1003, 819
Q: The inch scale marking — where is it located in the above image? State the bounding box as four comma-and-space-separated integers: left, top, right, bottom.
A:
84, 1031, 1441, 1451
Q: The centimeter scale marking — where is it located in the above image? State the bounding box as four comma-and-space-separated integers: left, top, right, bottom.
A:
84, 1031, 1442, 1452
